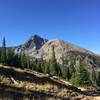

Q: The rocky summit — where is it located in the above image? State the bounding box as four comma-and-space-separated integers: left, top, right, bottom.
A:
14, 35, 48, 58
14, 35, 97, 61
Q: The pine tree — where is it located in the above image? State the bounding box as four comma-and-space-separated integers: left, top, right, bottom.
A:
13, 53, 22, 67
62, 64, 71, 80
61, 58, 71, 80
68, 63, 75, 78
1, 37, 7, 64
6, 49, 14, 66
49, 60, 56, 76
20, 53, 28, 68
71, 63, 91, 86
97, 72, 100, 86
49, 46, 58, 76
62, 65, 67, 79
91, 68, 97, 87
31, 59, 37, 70
44, 61, 50, 74
40, 59, 46, 73
30, 63, 35, 70
26, 56, 31, 69
36, 59, 42, 72
6, 49, 21, 67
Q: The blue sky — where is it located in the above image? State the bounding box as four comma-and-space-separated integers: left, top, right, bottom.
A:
0, 0, 100, 54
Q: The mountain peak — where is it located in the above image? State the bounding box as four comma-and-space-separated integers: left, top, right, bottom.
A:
15, 34, 95, 63
30, 34, 42, 40
15, 34, 48, 55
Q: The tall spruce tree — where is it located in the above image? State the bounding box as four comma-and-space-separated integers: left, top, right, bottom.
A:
20, 53, 28, 68
71, 63, 91, 86
44, 61, 50, 74
49, 46, 58, 76
1, 37, 7, 64
97, 72, 100, 86
6, 49, 14, 67
36, 59, 42, 72
91, 67, 97, 87
40, 59, 46, 73
61, 58, 71, 80
62, 64, 71, 80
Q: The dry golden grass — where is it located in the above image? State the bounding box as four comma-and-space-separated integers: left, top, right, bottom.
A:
0, 76, 4, 82
0, 64, 97, 100
40, 84, 54, 92
13, 67, 24, 73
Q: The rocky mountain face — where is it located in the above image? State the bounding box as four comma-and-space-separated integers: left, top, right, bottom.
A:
14, 35, 97, 62
38, 39, 95, 63
14, 35, 48, 58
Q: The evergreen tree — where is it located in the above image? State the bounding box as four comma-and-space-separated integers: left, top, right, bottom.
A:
13, 53, 22, 67
20, 53, 28, 68
36, 59, 42, 72
57, 64, 62, 77
68, 63, 75, 78
71, 63, 91, 86
44, 61, 50, 74
91, 68, 97, 87
49, 46, 58, 76
49, 60, 57, 76
31, 60, 37, 70
26, 56, 31, 69
6, 49, 14, 67
6, 50, 21, 67
1, 37, 7, 64
40, 59, 46, 73
62, 64, 71, 80
62, 64, 67, 79
61, 58, 71, 80
97, 72, 100, 86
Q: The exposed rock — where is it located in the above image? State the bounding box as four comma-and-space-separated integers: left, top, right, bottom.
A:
38, 39, 94, 63
14, 35, 95, 62
14, 34, 48, 57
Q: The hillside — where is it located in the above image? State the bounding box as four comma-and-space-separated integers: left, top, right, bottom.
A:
0, 64, 98, 100
0, 35, 100, 99
13, 35, 100, 84
14, 35, 95, 62
14, 35, 99, 64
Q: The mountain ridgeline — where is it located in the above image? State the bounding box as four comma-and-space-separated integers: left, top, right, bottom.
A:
0, 35, 100, 87
14, 35, 95, 63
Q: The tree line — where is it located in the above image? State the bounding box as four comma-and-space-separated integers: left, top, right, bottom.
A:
0, 37, 99, 88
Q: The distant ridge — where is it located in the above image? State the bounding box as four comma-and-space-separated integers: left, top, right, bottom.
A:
14, 34, 95, 60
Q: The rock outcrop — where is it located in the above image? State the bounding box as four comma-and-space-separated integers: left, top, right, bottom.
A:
14, 35, 97, 64
14, 35, 48, 57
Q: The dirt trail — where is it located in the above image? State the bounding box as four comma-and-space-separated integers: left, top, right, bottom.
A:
92, 96, 100, 100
